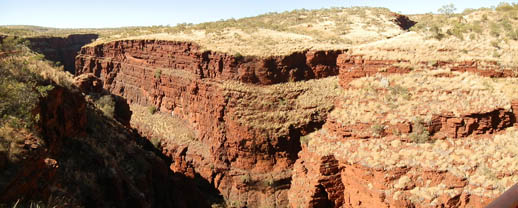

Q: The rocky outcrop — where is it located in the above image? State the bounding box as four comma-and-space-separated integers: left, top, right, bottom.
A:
391, 13, 417, 30
337, 55, 518, 88
0, 86, 86, 202
289, 140, 496, 208
74, 73, 104, 93
324, 107, 517, 140
289, 151, 344, 208
74, 40, 346, 207
75, 39, 345, 84
0, 84, 212, 207
27, 34, 98, 73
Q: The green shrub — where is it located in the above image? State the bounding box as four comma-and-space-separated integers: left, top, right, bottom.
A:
264, 177, 275, 187
95, 95, 115, 118
370, 124, 385, 137
234, 52, 243, 61
438, 4, 457, 16
495, 2, 518, 12
507, 29, 518, 40
154, 69, 162, 79
430, 25, 445, 40
148, 106, 157, 115
240, 174, 251, 184
490, 40, 500, 48
490, 22, 501, 37
36, 85, 54, 97
300, 135, 311, 145
409, 118, 431, 143
388, 85, 410, 99
150, 137, 161, 148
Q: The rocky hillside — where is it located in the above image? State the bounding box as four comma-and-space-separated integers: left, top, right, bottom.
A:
0, 37, 215, 207
2, 3, 518, 208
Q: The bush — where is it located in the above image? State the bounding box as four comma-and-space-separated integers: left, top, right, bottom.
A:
300, 135, 311, 145
148, 106, 157, 115
150, 137, 161, 148
409, 118, 431, 143
95, 95, 115, 118
430, 25, 445, 40
0, 44, 45, 129
438, 4, 457, 16
240, 174, 251, 184
154, 69, 162, 79
370, 124, 385, 137
234, 52, 243, 61
495, 2, 518, 12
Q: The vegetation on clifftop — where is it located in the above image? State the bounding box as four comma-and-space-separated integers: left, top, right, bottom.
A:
0, 37, 71, 130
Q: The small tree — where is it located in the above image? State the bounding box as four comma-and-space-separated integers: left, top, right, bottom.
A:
438, 4, 457, 16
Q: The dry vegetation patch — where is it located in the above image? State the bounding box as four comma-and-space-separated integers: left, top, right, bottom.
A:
84, 7, 404, 56
129, 104, 203, 153
354, 3, 518, 67
308, 126, 518, 199
330, 70, 518, 125
221, 76, 343, 137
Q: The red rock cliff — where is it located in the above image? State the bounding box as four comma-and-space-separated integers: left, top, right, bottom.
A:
75, 39, 347, 207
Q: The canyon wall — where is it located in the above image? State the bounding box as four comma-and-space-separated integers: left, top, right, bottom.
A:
75, 39, 345, 207
75, 39, 518, 207
0, 83, 212, 207
337, 55, 518, 88
76, 39, 344, 85
27, 34, 98, 73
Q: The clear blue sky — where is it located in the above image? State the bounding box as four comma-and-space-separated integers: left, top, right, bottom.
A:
1, 0, 516, 28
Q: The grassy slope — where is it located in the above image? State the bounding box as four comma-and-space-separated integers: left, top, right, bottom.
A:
3, 4, 518, 63
331, 69, 518, 125
308, 126, 518, 200
355, 4, 518, 67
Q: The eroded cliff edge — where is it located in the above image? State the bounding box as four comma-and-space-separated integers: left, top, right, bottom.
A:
75, 39, 518, 207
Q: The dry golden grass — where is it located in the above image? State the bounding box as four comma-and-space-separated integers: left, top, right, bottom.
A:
330, 70, 518, 125
352, 31, 518, 68
86, 7, 404, 56
220, 76, 343, 137
307, 126, 518, 199
129, 104, 209, 155
356, 4, 518, 67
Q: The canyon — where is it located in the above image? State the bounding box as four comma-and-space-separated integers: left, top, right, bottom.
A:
72, 37, 518, 207
2, 6, 518, 208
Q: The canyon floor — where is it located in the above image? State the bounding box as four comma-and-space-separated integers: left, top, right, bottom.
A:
1, 4, 518, 208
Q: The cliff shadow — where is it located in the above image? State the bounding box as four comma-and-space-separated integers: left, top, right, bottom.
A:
27, 34, 99, 74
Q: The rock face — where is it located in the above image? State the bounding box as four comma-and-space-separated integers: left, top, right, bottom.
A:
324, 108, 516, 140
391, 13, 417, 30
75, 39, 518, 207
76, 39, 345, 85
287, 55, 518, 207
0, 84, 212, 207
27, 34, 98, 73
75, 40, 347, 207
337, 55, 518, 88
289, 152, 344, 208
288, 131, 508, 208
0, 86, 87, 202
